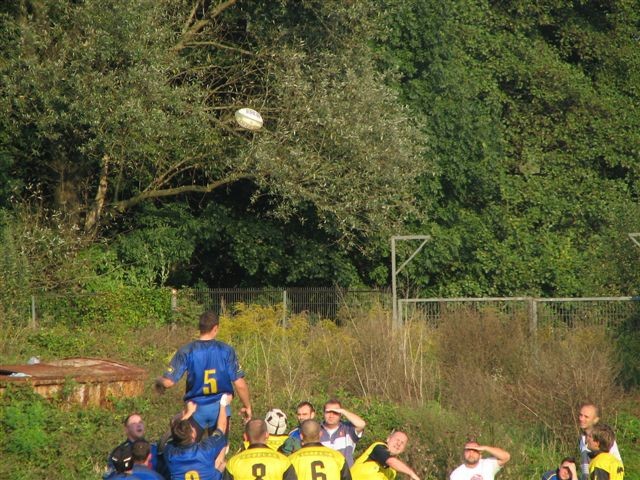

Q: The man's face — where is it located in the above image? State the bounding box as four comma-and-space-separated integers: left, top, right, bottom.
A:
387, 432, 408, 456
463, 443, 482, 466
579, 405, 598, 431
297, 405, 315, 423
125, 414, 145, 441
323, 403, 341, 427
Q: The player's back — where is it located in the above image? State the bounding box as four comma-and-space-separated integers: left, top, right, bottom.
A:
164, 434, 226, 480
289, 443, 350, 480
224, 445, 295, 480
178, 340, 241, 404
590, 452, 624, 480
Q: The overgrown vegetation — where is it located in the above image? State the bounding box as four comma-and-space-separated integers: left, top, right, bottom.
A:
1, 304, 637, 479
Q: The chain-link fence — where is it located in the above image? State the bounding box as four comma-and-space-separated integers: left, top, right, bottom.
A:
18, 289, 640, 330
175, 287, 391, 323
23, 287, 391, 326
399, 296, 640, 330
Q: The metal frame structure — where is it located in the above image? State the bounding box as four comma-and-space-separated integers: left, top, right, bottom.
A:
391, 235, 431, 328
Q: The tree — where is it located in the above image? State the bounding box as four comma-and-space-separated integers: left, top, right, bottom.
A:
375, 0, 640, 296
0, 0, 426, 252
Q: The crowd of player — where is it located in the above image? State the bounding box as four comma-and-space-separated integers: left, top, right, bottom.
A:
103, 311, 625, 480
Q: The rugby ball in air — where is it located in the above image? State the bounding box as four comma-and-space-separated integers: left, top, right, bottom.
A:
265, 408, 288, 435
235, 107, 263, 131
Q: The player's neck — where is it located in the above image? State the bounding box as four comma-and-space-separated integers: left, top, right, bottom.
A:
199, 332, 217, 341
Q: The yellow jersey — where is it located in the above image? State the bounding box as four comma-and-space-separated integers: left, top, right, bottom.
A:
590, 452, 624, 480
350, 442, 396, 480
243, 435, 289, 452
224, 444, 297, 480
289, 443, 351, 480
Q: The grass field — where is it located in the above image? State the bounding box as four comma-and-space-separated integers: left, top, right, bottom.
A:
1, 303, 638, 479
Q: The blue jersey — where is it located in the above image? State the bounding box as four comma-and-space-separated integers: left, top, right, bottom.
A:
163, 339, 244, 406
164, 430, 227, 480
131, 465, 165, 479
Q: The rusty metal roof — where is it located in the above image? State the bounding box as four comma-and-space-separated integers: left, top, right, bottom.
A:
0, 357, 146, 385
0, 357, 148, 406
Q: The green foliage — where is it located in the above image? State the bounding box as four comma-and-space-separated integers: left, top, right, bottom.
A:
35, 287, 172, 327
0, 0, 426, 289
0, 385, 52, 457
614, 311, 640, 389
0, 304, 639, 479
373, 0, 640, 296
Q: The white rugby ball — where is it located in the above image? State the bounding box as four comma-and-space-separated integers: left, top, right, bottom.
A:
265, 408, 287, 435
235, 107, 263, 131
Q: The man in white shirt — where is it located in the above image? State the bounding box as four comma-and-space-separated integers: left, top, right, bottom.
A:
319, 399, 366, 467
577, 403, 622, 480
449, 441, 510, 480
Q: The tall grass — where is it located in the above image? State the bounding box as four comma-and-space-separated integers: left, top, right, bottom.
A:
0, 303, 634, 479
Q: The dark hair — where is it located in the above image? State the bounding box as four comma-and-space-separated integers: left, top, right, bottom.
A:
172, 419, 194, 445
323, 399, 342, 410
199, 310, 219, 334
297, 401, 315, 413
123, 413, 142, 427
111, 444, 133, 473
132, 440, 151, 464
560, 457, 576, 465
590, 424, 615, 452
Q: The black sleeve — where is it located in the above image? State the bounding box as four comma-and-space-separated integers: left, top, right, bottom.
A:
369, 445, 392, 467
223, 468, 234, 480
283, 465, 298, 480
590, 467, 610, 480
340, 460, 352, 480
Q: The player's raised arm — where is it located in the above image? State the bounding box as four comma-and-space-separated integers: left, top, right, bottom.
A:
233, 377, 252, 422
217, 394, 231, 435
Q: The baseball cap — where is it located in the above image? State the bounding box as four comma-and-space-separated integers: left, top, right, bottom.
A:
111, 444, 133, 473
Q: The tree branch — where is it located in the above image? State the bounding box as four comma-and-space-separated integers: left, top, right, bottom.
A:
182, 0, 203, 35
111, 173, 253, 212
180, 41, 254, 56
173, 0, 238, 52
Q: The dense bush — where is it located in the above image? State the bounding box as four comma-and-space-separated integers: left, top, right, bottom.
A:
0, 304, 637, 479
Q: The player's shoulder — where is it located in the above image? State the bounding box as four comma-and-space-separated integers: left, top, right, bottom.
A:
449, 463, 465, 479
194, 338, 236, 353
234, 446, 290, 464
131, 464, 164, 479
175, 340, 200, 355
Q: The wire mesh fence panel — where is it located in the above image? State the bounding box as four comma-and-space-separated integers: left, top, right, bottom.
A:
177, 288, 284, 316
175, 288, 387, 321
341, 289, 392, 312
399, 298, 532, 328
22, 289, 640, 330
536, 297, 640, 329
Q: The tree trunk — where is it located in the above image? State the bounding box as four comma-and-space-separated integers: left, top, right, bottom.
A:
84, 155, 110, 234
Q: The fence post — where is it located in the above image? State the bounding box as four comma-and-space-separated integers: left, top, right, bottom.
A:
171, 288, 178, 311
529, 297, 538, 335
282, 289, 287, 326
30, 295, 37, 328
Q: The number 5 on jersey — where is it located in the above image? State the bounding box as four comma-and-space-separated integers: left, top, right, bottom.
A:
203, 369, 217, 394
